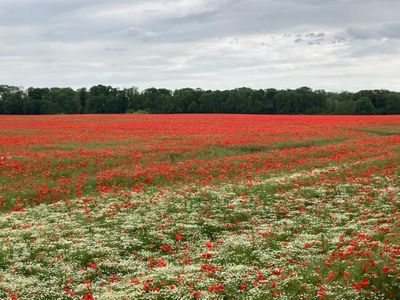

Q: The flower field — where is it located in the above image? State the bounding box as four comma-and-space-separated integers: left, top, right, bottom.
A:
0, 114, 399, 299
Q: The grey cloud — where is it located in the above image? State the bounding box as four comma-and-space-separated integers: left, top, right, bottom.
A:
0, 0, 400, 91
346, 23, 400, 40
293, 32, 326, 45
167, 9, 219, 25
104, 47, 128, 52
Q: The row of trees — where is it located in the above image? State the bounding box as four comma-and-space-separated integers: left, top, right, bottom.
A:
1, 85, 400, 115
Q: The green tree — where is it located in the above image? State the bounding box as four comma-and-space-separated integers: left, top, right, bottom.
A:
0, 85, 24, 114
353, 96, 375, 115
88, 85, 121, 113
78, 88, 88, 113
384, 93, 400, 114
25, 87, 50, 114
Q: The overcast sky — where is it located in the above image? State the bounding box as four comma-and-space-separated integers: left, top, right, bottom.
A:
1, 0, 400, 91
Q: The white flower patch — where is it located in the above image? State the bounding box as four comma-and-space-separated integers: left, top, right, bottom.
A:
0, 158, 399, 299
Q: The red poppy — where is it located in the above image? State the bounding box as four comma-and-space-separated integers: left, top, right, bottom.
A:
175, 231, 183, 241
81, 294, 94, 300
360, 279, 369, 287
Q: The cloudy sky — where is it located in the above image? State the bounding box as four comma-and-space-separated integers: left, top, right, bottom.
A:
1, 0, 400, 91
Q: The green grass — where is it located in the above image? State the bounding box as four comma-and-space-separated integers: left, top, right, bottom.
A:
352, 128, 400, 136
152, 137, 348, 164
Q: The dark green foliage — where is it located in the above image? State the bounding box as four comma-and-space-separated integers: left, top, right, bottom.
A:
0, 85, 25, 114
353, 96, 375, 115
383, 93, 400, 114
0, 84, 400, 114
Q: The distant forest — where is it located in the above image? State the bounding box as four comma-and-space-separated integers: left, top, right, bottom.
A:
1, 85, 400, 115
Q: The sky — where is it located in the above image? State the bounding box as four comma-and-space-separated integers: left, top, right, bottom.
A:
0, 0, 400, 91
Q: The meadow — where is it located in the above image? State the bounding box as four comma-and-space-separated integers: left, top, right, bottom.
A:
0, 114, 399, 299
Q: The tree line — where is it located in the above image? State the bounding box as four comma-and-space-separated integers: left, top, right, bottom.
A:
1, 84, 400, 115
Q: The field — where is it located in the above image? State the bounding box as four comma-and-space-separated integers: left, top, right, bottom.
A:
0, 114, 399, 299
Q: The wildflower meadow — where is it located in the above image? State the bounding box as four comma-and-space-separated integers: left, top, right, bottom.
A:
0, 114, 399, 299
